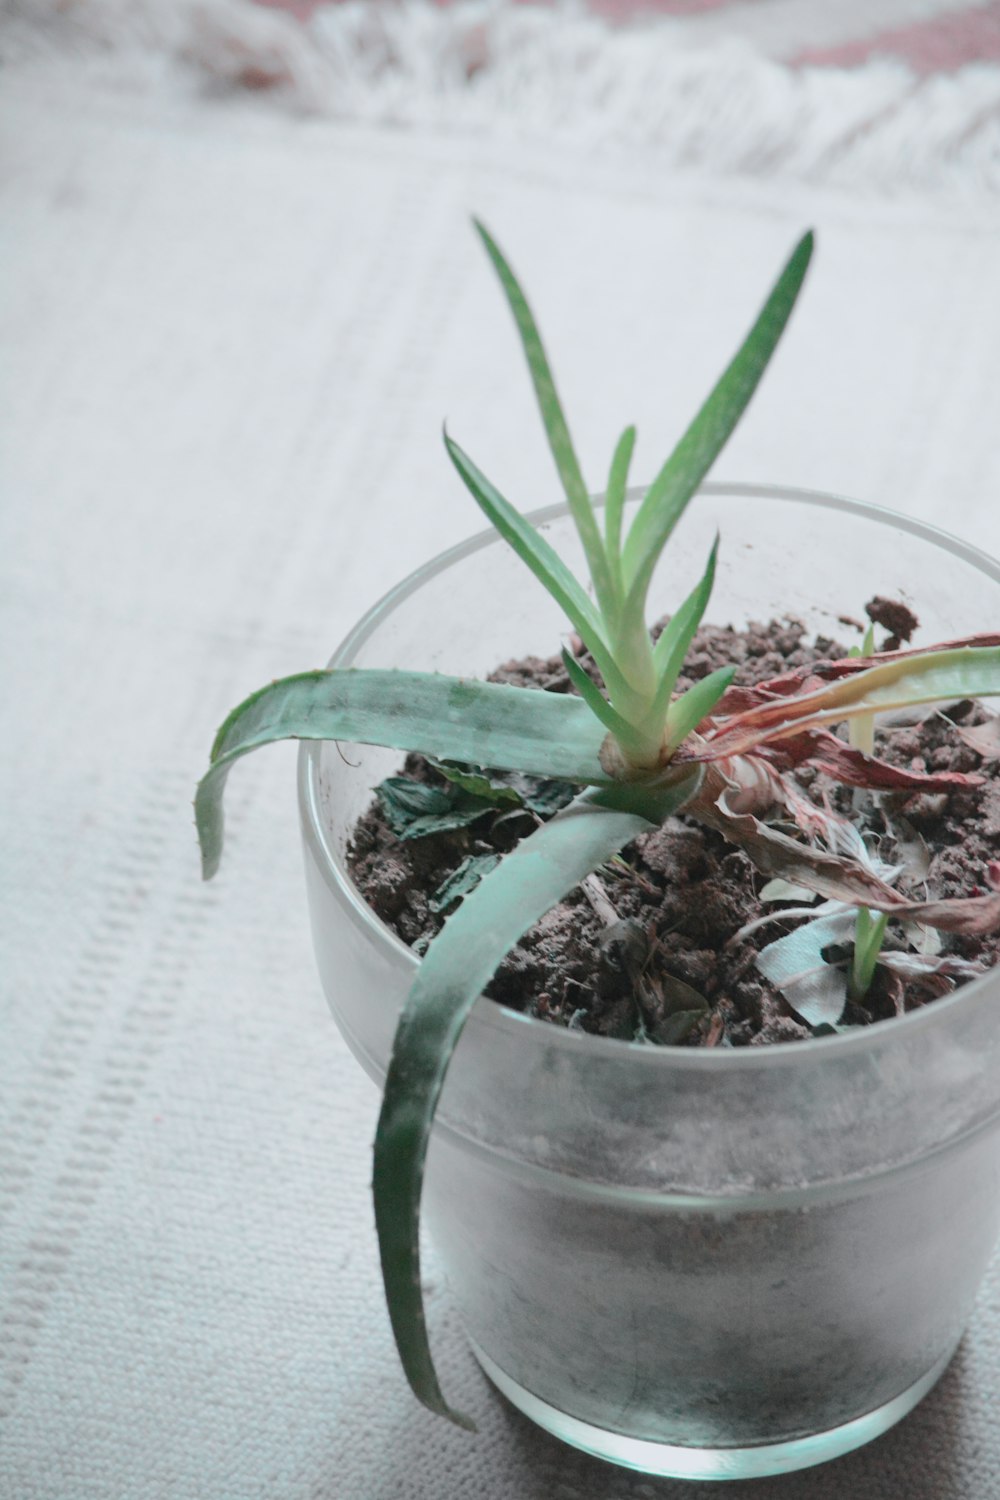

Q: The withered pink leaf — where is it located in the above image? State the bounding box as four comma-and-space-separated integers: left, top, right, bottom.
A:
759, 729, 984, 793
711, 672, 827, 717
686, 645, 1000, 763
879, 950, 986, 980
815, 632, 1000, 678
687, 766, 1000, 935
955, 715, 1000, 761
709, 632, 1000, 720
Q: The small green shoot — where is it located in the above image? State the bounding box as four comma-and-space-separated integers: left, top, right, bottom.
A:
851, 907, 889, 1001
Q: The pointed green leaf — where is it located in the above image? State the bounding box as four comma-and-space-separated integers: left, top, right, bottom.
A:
372, 770, 701, 1427
196, 669, 609, 880
560, 646, 641, 746
664, 666, 736, 752
621, 232, 814, 614
604, 424, 637, 588
444, 430, 615, 655
645, 536, 720, 730
851, 908, 888, 999
473, 220, 614, 611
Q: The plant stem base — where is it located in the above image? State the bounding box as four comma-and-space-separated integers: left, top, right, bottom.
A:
469, 1337, 958, 1480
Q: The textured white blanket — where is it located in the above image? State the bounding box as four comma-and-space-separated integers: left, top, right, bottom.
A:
3, 4, 1000, 1497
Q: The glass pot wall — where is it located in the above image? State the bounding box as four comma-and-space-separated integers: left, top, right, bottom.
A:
299, 486, 1000, 1481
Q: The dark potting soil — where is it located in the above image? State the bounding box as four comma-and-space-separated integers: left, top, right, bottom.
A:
347, 611, 1000, 1047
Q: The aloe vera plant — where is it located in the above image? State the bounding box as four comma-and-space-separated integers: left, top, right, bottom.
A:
196, 224, 1000, 1429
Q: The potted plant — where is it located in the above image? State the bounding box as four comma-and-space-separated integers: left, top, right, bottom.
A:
196, 226, 1000, 1480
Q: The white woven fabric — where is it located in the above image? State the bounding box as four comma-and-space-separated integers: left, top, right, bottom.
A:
3, 6, 1000, 1497
7, 0, 1000, 194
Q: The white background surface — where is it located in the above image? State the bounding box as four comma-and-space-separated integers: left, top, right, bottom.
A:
4, 17, 1000, 1499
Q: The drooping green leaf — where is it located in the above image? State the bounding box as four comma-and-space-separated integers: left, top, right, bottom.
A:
621, 232, 814, 614
430, 853, 502, 914
372, 769, 702, 1427
196, 669, 609, 879
473, 220, 615, 613
663, 665, 736, 752
375, 777, 500, 840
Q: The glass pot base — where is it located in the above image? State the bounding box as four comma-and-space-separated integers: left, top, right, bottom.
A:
470, 1338, 958, 1481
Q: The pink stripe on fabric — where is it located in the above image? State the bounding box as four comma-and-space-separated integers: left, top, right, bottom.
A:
253, 0, 748, 17
793, 2, 1000, 75
253, 0, 325, 17
586, 0, 744, 14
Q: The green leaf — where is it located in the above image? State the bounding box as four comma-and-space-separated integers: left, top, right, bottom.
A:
430, 852, 502, 914
604, 424, 637, 588
429, 762, 524, 806
847, 623, 876, 660
664, 665, 736, 752
375, 777, 500, 840
473, 220, 615, 613
648, 1006, 709, 1047
851, 907, 888, 999
514, 776, 578, 817
560, 646, 644, 750
196, 669, 609, 880
639, 970, 711, 1045
444, 433, 627, 700
642, 536, 720, 733
621, 232, 814, 615
433, 761, 577, 819
372, 769, 701, 1428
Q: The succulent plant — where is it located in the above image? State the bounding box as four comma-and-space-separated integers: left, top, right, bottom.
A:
197, 224, 1000, 1427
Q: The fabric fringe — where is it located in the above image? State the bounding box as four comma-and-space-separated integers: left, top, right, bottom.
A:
6, 0, 1000, 194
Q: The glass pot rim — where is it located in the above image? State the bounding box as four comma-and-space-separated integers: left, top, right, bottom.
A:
298, 481, 1000, 1075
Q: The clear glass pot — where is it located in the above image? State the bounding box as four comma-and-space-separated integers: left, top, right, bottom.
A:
298, 485, 1000, 1481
